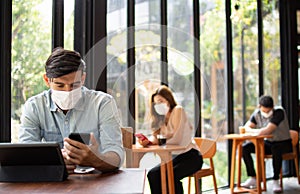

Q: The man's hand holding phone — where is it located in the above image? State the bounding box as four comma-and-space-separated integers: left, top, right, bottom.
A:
68, 133, 90, 145
135, 133, 153, 147
63, 133, 99, 173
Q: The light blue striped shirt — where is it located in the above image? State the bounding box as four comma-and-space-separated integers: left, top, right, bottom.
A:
19, 86, 124, 165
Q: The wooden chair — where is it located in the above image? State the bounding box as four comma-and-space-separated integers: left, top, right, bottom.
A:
188, 137, 218, 194
121, 127, 133, 168
262, 130, 300, 190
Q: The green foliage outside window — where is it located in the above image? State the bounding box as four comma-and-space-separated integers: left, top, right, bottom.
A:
12, 0, 50, 119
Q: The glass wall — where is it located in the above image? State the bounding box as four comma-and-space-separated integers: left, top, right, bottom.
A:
198, 0, 228, 189
232, 0, 259, 131
135, 0, 161, 134
107, 0, 128, 126
232, 0, 281, 130
109, 0, 231, 191
11, 0, 52, 142
64, 0, 75, 50
231, 0, 282, 181
168, 0, 196, 133
262, 1, 281, 105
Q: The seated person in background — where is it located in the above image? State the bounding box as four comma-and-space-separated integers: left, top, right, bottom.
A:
19, 47, 124, 173
138, 85, 203, 194
241, 95, 292, 192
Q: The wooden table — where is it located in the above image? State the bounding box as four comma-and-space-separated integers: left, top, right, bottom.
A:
132, 144, 186, 194
0, 168, 146, 193
224, 134, 272, 194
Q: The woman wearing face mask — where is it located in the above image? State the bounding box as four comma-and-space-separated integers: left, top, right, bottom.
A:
138, 85, 203, 194
240, 95, 292, 193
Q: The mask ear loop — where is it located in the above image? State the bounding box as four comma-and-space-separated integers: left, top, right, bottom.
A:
80, 74, 86, 86
80, 60, 86, 86
80, 59, 86, 72
48, 78, 53, 88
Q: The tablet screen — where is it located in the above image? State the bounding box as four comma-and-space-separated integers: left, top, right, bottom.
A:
0, 142, 68, 182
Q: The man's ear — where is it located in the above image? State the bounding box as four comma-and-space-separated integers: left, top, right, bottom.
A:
43, 74, 50, 87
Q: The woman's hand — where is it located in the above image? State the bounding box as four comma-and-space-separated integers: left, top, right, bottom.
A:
135, 133, 153, 146
138, 138, 151, 147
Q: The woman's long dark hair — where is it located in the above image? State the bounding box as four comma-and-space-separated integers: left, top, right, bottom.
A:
149, 85, 178, 130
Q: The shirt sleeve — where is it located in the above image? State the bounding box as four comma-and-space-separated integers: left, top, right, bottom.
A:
19, 99, 42, 142
249, 112, 257, 125
98, 95, 124, 167
269, 109, 284, 126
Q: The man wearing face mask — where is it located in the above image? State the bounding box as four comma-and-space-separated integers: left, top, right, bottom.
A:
19, 47, 124, 174
241, 95, 292, 193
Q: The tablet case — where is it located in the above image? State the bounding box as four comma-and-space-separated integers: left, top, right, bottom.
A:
0, 142, 68, 182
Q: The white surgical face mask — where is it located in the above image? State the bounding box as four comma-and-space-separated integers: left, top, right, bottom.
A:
51, 87, 82, 110
261, 110, 273, 118
154, 103, 169, 115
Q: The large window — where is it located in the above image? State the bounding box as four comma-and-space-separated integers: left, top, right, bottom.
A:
108, 0, 230, 191
107, 0, 128, 126
232, 0, 259, 130
11, 0, 52, 142
232, 0, 283, 181
262, 1, 281, 104
168, 0, 196, 133
7, 0, 297, 191
11, 0, 75, 143
64, 0, 75, 50
198, 0, 228, 189
134, 0, 161, 133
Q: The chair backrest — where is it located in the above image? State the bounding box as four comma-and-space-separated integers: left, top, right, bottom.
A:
265, 129, 298, 159
194, 137, 217, 159
121, 127, 133, 149
121, 127, 133, 167
289, 130, 299, 147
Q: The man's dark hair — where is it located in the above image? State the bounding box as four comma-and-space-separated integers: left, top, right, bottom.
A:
259, 95, 274, 108
45, 47, 86, 78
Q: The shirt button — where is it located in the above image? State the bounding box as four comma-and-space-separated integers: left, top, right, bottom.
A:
65, 120, 68, 125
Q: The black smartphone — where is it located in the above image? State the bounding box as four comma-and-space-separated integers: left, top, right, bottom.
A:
68, 133, 90, 144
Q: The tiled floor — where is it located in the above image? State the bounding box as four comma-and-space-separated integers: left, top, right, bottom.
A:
143, 176, 300, 194
206, 177, 300, 194
140, 153, 300, 194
